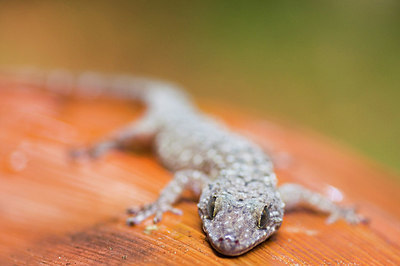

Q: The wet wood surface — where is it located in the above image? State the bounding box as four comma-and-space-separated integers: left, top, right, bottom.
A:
0, 78, 400, 265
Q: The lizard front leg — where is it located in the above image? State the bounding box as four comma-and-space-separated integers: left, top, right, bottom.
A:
278, 183, 366, 224
126, 170, 209, 225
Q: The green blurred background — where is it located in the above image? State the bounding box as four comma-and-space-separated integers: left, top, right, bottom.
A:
0, 1, 399, 175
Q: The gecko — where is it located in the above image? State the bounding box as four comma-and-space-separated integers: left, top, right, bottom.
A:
4, 69, 366, 256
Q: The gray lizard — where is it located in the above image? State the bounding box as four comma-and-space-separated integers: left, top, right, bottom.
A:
6, 70, 366, 256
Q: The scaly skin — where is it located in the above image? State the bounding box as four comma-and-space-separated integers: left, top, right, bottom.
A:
3, 69, 366, 256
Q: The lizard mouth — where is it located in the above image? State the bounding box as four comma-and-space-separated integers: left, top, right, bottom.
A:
209, 240, 254, 256
202, 223, 266, 256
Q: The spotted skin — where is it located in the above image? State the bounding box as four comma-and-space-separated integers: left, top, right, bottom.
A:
6, 69, 366, 256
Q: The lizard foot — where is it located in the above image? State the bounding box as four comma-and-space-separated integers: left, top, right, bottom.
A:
126, 202, 182, 226
69, 147, 96, 160
69, 141, 118, 161
326, 206, 368, 225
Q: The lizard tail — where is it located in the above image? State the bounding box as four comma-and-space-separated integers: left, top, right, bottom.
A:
0, 66, 190, 106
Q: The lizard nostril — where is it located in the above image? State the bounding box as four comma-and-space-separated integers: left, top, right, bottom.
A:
224, 235, 235, 242
235, 240, 239, 245
218, 237, 224, 242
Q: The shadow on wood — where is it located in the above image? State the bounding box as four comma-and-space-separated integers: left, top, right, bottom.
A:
0, 78, 399, 264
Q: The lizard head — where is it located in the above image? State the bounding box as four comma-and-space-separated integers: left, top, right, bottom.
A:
198, 178, 284, 256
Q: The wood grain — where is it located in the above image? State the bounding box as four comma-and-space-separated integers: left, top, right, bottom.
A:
0, 79, 399, 265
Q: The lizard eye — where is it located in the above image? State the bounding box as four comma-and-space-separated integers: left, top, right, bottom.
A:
258, 206, 270, 228
207, 196, 218, 219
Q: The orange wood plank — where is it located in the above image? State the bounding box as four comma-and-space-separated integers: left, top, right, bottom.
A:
0, 79, 399, 265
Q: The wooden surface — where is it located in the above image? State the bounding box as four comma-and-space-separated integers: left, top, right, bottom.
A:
0, 79, 400, 265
